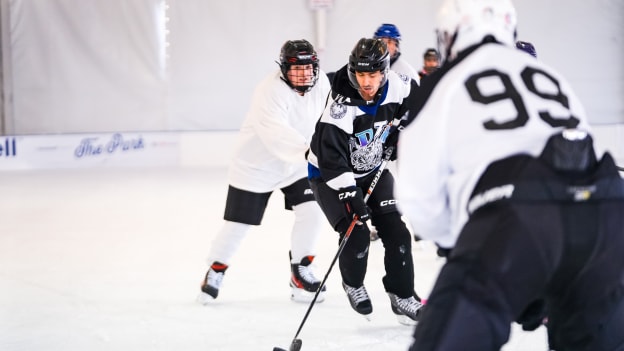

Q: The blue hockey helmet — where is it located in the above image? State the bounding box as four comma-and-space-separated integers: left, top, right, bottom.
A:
373, 23, 401, 41
516, 40, 537, 58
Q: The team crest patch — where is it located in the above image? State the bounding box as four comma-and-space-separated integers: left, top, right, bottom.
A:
330, 101, 347, 119
398, 73, 410, 84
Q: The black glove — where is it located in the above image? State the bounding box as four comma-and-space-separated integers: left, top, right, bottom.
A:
385, 128, 400, 161
516, 299, 548, 331
337, 186, 369, 223
436, 245, 452, 258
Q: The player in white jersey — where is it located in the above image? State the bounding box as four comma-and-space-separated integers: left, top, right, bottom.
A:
373, 23, 420, 84
398, 0, 624, 350
198, 40, 331, 304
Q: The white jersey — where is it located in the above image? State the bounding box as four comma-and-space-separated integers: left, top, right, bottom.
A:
391, 56, 420, 85
396, 43, 594, 248
228, 69, 331, 193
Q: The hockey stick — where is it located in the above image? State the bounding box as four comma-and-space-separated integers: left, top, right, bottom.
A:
273, 146, 395, 351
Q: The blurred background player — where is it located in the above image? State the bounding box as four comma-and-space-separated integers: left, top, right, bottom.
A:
373, 23, 420, 83
418, 48, 440, 80
398, 0, 624, 350
307, 38, 424, 325
516, 40, 537, 57
198, 39, 331, 305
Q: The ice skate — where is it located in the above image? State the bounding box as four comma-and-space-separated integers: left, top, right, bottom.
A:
342, 282, 373, 318
290, 254, 326, 303
388, 292, 424, 325
197, 261, 228, 304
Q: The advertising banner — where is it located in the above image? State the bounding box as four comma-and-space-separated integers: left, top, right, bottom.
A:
0, 133, 180, 170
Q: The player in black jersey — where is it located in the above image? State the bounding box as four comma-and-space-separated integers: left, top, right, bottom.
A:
399, 0, 624, 350
307, 38, 424, 325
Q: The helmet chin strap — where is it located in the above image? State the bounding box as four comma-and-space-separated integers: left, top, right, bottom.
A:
294, 85, 311, 95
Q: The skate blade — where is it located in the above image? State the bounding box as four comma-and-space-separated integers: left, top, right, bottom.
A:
395, 314, 417, 326
196, 292, 216, 305
291, 288, 325, 303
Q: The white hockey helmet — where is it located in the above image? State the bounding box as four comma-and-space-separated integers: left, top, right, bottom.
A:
436, 0, 517, 62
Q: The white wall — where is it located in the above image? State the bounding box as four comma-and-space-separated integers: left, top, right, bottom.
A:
1, 0, 623, 134
186, 127, 624, 171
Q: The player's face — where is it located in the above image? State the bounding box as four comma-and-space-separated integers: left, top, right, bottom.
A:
287, 64, 315, 89
423, 57, 439, 74
355, 70, 383, 101
379, 38, 399, 58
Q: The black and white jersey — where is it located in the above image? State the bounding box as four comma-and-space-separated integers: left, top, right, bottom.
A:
391, 55, 420, 85
228, 69, 331, 193
307, 64, 419, 190
396, 42, 596, 249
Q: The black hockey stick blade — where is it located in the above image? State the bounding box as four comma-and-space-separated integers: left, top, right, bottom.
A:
272, 338, 302, 351
290, 339, 302, 351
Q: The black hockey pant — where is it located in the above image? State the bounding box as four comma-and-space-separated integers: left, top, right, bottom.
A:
409, 199, 624, 351
310, 170, 415, 298
338, 211, 415, 298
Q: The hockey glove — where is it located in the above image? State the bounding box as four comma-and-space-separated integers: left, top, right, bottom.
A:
436, 245, 452, 258
337, 186, 369, 224
516, 299, 548, 331
384, 128, 400, 161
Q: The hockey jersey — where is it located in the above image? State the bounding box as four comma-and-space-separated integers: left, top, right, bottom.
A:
307, 64, 419, 190
396, 42, 595, 249
228, 69, 331, 193
390, 54, 420, 85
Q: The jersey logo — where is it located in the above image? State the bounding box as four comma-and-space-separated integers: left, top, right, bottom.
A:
467, 184, 515, 214
398, 73, 410, 84
330, 101, 347, 119
355, 129, 374, 146
349, 136, 383, 172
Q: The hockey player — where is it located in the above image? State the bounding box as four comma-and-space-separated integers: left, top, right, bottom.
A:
373, 23, 420, 83
417, 48, 440, 81
397, 0, 624, 350
307, 37, 424, 325
198, 39, 331, 304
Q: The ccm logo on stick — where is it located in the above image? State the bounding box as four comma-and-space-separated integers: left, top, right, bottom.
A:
380, 200, 397, 206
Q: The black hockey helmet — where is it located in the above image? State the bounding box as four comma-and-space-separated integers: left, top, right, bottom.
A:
347, 38, 390, 90
279, 39, 319, 93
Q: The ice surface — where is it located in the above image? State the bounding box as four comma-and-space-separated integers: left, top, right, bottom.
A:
0, 167, 547, 351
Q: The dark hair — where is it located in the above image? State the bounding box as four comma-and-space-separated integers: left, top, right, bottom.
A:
424, 48, 439, 59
